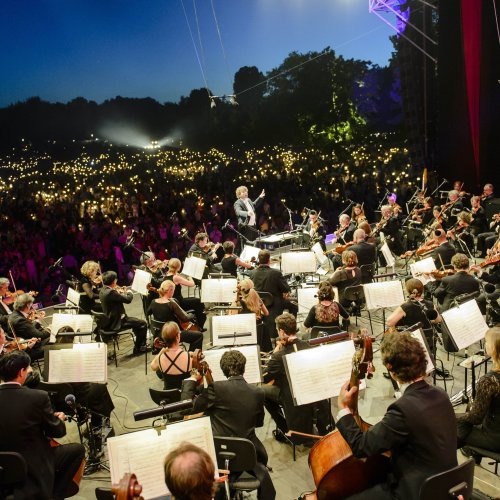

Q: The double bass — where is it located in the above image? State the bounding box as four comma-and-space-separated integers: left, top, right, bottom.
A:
304, 330, 390, 499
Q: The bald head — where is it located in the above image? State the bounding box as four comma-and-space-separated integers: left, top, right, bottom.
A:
353, 229, 366, 243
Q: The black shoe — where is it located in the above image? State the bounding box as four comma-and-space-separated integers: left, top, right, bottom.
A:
383, 372, 391, 379
272, 429, 289, 444
434, 367, 451, 378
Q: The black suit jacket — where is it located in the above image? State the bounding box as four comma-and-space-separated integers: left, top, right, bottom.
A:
8, 310, 50, 340
251, 265, 289, 313
182, 376, 267, 464
338, 222, 356, 244
432, 242, 457, 269
350, 241, 377, 282
337, 380, 457, 500
433, 271, 480, 311
233, 196, 263, 227
99, 286, 133, 330
0, 384, 67, 499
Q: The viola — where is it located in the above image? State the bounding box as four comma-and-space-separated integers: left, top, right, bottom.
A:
480, 253, 500, 268
112, 473, 144, 500
2, 289, 38, 306
4, 336, 39, 352
305, 329, 390, 499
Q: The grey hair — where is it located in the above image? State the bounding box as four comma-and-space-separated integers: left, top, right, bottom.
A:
0, 278, 10, 287
353, 229, 366, 241
140, 252, 155, 265
339, 214, 350, 223
13, 293, 34, 311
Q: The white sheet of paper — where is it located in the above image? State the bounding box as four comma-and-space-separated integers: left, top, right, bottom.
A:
380, 241, 395, 267
48, 342, 107, 383
211, 313, 257, 346
281, 251, 317, 274
240, 245, 260, 263
442, 299, 488, 350
182, 255, 207, 280
202, 345, 262, 384
363, 281, 404, 310
283, 340, 355, 405
66, 287, 81, 307
410, 257, 436, 286
51, 313, 93, 334
131, 268, 152, 296
201, 278, 237, 304
407, 326, 435, 374
311, 242, 328, 265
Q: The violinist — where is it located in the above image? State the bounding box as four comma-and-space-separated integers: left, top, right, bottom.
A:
262, 313, 333, 445
387, 192, 403, 221
411, 196, 434, 225
351, 203, 367, 227
481, 183, 495, 206
9, 293, 50, 360
99, 271, 148, 355
220, 241, 253, 277
336, 214, 356, 245
469, 196, 487, 235
350, 229, 377, 282
477, 213, 500, 258
305, 210, 326, 250
181, 350, 276, 500
336, 332, 457, 500
430, 229, 456, 269
136, 251, 166, 315
447, 211, 473, 254
433, 253, 479, 311
188, 232, 220, 277
0, 277, 13, 316
79, 260, 102, 313
329, 251, 362, 307
444, 190, 464, 225
376, 205, 403, 257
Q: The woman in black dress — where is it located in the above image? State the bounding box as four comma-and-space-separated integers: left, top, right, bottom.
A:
328, 250, 362, 307
79, 260, 102, 313
220, 241, 253, 277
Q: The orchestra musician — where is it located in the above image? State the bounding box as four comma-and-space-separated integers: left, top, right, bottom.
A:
303, 281, 349, 333
336, 331, 457, 500
386, 278, 441, 349
433, 253, 480, 312
445, 190, 464, 226
99, 270, 148, 355
147, 280, 203, 352
220, 241, 253, 277
328, 250, 362, 307
469, 195, 487, 236
0, 277, 14, 317
477, 214, 500, 258
411, 196, 434, 224
262, 313, 333, 444
376, 205, 403, 258
0, 350, 86, 500
351, 203, 367, 227
151, 322, 193, 390
305, 210, 326, 250
181, 350, 276, 500
350, 229, 377, 283
233, 185, 265, 246
136, 251, 167, 315
165, 258, 206, 331
447, 211, 473, 255
457, 326, 500, 456
430, 229, 457, 269
79, 260, 103, 313
481, 183, 495, 206
188, 232, 221, 278
387, 192, 403, 221
336, 214, 356, 244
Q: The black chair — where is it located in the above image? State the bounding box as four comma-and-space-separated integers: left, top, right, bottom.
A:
91, 310, 134, 368
257, 291, 274, 308
149, 388, 182, 423
0, 452, 27, 500
419, 458, 475, 500
342, 285, 366, 325
466, 446, 500, 474
310, 325, 341, 340
359, 263, 376, 284
150, 318, 165, 352
213, 436, 260, 500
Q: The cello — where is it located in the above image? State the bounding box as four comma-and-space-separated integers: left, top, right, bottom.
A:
304, 329, 390, 500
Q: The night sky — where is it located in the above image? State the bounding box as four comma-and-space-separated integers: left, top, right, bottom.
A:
1, 0, 396, 107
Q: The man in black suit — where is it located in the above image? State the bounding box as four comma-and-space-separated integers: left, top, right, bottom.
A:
304, 210, 326, 250
350, 229, 377, 283
336, 331, 457, 500
251, 250, 297, 347
182, 350, 276, 500
262, 313, 332, 444
99, 270, 148, 355
233, 185, 265, 244
434, 253, 480, 311
0, 351, 85, 500
336, 214, 356, 244
431, 229, 457, 269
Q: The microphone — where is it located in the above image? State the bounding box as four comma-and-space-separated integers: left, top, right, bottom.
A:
222, 219, 231, 230
483, 282, 496, 294
64, 394, 80, 410
49, 257, 63, 270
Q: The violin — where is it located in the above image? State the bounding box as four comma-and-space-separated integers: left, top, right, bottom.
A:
149, 259, 169, 273
479, 252, 500, 268
323, 241, 355, 256
113, 473, 144, 500
2, 289, 38, 306
4, 336, 40, 352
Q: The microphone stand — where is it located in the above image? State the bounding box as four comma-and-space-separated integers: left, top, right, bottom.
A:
282, 202, 294, 232
377, 189, 390, 211
339, 200, 354, 217
430, 179, 448, 198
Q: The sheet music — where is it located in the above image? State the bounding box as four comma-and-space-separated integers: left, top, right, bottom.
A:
442, 299, 488, 350
316, 267, 328, 276
182, 255, 207, 280
363, 281, 404, 310
240, 245, 260, 263
51, 313, 93, 335
131, 268, 152, 296
407, 326, 435, 374
380, 242, 395, 268
311, 243, 328, 265
211, 313, 257, 347
410, 257, 436, 286
201, 278, 237, 304
48, 343, 107, 383
108, 429, 168, 500
202, 345, 262, 384
297, 286, 339, 314
281, 251, 317, 274
65, 287, 81, 307
283, 340, 355, 405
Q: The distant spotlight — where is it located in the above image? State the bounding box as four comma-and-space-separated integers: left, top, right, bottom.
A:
227, 95, 238, 106
210, 96, 218, 109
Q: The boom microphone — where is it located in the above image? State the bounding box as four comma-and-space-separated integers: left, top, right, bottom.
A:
64, 394, 80, 410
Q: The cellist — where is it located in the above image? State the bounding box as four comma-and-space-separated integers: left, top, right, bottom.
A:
336, 331, 457, 500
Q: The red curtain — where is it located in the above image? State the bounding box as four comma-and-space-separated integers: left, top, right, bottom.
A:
460, 0, 482, 186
